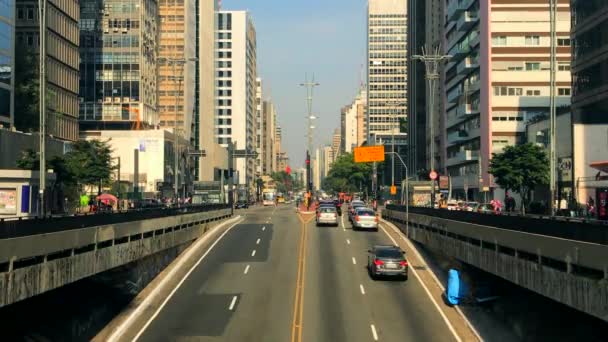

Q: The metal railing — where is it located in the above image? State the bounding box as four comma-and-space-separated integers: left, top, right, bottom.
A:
385, 205, 608, 245
0, 204, 232, 240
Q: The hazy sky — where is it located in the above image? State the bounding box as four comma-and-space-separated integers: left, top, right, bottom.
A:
223, 0, 367, 166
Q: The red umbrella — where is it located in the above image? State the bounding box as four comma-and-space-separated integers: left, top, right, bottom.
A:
97, 193, 118, 204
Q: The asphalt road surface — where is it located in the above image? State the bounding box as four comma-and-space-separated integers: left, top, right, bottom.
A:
136, 204, 455, 342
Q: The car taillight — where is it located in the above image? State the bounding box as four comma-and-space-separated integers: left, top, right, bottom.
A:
374, 259, 384, 266
355, 215, 360, 222
375, 215, 379, 223
399, 261, 408, 267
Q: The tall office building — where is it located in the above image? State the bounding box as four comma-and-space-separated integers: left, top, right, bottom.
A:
273, 125, 282, 172
571, 0, 608, 205
341, 88, 367, 153
79, 0, 159, 132
367, 0, 408, 186
15, 0, 79, 141
255, 77, 263, 176
331, 128, 341, 162
0, 0, 14, 127
195, 0, 222, 181
261, 99, 275, 176
323, 145, 333, 178
158, 0, 196, 140
215, 10, 257, 189
445, 0, 570, 200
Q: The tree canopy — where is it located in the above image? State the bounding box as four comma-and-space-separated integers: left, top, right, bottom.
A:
489, 143, 549, 213
271, 171, 292, 193
322, 153, 374, 193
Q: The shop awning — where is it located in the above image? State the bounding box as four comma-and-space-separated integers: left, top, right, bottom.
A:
590, 161, 608, 173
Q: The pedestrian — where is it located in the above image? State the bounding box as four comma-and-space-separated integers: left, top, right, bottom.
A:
587, 196, 595, 218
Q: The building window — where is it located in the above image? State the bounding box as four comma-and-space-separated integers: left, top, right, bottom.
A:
492, 36, 507, 46
525, 62, 540, 71
557, 38, 571, 46
17, 8, 24, 19
526, 89, 541, 96
558, 62, 570, 71
27, 8, 34, 20
558, 88, 571, 96
525, 36, 540, 45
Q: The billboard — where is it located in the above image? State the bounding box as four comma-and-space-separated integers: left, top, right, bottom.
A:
354, 146, 385, 163
0, 188, 17, 215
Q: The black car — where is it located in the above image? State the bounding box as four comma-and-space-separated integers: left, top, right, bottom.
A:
235, 201, 249, 209
367, 245, 408, 280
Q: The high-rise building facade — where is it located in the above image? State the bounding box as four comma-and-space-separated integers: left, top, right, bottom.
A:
331, 128, 341, 161
15, 0, 79, 141
0, 0, 14, 127
261, 99, 275, 176
571, 0, 608, 205
215, 10, 257, 187
255, 77, 262, 176
367, 0, 408, 185
273, 125, 281, 172
195, 0, 222, 181
158, 0, 196, 140
445, 0, 571, 200
79, 0, 159, 132
341, 89, 367, 153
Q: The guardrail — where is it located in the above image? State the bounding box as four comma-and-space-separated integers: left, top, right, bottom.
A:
385, 205, 608, 245
0, 204, 232, 240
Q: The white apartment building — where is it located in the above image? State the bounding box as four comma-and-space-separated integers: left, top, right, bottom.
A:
342, 89, 367, 153
367, 0, 408, 186
323, 146, 333, 179
215, 11, 257, 188
444, 0, 571, 200
255, 77, 263, 177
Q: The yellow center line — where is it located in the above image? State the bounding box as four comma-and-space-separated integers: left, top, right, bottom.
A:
291, 213, 309, 342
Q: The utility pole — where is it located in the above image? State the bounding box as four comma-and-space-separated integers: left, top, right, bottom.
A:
38, 0, 47, 216
413, 46, 451, 207
300, 74, 319, 192
549, 0, 557, 215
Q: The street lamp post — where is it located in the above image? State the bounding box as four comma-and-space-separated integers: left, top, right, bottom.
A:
387, 101, 407, 196
413, 46, 451, 208
300, 74, 320, 192
386, 151, 409, 237
157, 57, 197, 206
38, 0, 47, 216
549, 0, 557, 215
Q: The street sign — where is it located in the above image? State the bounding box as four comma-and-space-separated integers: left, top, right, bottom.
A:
390, 185, 397, 195
354, 146, 385, 163
429, 170, 438, 180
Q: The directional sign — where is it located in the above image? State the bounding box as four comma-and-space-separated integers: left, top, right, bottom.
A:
429, 170, 438, 180
354, 146, 385, 163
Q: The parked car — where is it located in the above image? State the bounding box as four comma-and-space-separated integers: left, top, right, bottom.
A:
367, 245, 408, 280
464, 202, 479, 212
235, 201, 249, 209
447, 200, 459, 211
316, 206, 339, 226
352, 207, 378, 231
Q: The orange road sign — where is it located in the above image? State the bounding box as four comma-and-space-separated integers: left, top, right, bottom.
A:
354, 146, 385, 163
390, 185, 397, 195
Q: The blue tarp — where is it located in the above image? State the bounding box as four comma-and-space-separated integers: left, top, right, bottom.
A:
447, 269, 461, 305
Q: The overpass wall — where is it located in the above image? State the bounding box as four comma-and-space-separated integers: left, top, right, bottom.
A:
0, 208, 232, 307
383, 209, 608, 322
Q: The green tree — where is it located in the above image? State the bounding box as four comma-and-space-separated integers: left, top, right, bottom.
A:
271, 171, 292, 194
14, 45, 40, 133
489, 143, 549, 214
65, 140, 116, 192
323, 153, 374, 193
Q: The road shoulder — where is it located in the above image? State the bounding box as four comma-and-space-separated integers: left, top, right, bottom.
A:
380, 218, 482, 342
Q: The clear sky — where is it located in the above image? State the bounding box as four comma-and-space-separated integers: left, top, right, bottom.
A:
223, 0, 368, 167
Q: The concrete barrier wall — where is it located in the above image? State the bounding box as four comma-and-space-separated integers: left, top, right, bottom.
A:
0, 209, 232, 307
383, 209, 608, 322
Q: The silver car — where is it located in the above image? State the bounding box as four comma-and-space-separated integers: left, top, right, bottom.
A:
316, 206, 339, 226
352, 207, 378, 231
367, 245, 408, 280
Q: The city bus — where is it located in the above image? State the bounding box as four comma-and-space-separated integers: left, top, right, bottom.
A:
262, 188, 277, 206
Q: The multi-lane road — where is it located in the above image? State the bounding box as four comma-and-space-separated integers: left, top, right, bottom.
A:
133, 204, 455, 342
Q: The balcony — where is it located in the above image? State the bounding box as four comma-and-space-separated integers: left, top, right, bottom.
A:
447, 88, 463, 104
457, 102, 480, 115
466, 81, 480, 94
469, 33, 480, 48
446, 150, 479, 167
457, 11, 479, 32
447, 0, 469, 21
450, 43, 471, 62
447, 127, 480, 146
457, 56, 478, 75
